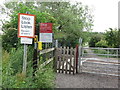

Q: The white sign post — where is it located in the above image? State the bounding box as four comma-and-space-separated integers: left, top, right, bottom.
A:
18, 13, 35, 75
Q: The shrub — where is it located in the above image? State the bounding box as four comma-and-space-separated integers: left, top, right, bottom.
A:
2, 46, 55, 88
89, 35, 101, 47
95, 40, 108, 48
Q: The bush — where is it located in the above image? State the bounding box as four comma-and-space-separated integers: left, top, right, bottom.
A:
89, 35, 101, 47
95, 40, 108, 48
2, 28, 18, 52
2, 46, 55, 88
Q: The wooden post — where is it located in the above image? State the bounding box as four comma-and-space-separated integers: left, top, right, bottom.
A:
58, 47, 62, 73
33, 35, 38, 76
76, 45, 79, 73
69, 47, 73, 74
53, 40, 58, 72
73, 48, 76, 75
61, 47, 66, 73
65, 47, 69, 74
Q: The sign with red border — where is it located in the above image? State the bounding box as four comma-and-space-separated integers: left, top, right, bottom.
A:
40, 23, 52, 33
39, 23, 53, 43
18, 13, 35, 38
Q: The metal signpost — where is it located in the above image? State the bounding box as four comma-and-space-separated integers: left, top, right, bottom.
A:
78, 38, 82, 73
18, 13, 35, 76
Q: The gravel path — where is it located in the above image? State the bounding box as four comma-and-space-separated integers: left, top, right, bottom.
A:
55, 73, 119, 88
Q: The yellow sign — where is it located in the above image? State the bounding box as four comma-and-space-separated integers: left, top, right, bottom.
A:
38, 42, 42, 50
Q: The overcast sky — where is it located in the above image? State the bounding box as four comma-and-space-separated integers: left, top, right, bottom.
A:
0, 0, 119, 33
70, 0, 118, 32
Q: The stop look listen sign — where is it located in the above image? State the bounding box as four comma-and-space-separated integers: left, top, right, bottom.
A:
18, 13, 35, 38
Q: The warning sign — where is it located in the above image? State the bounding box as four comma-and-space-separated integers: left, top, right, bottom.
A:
40, 23, 52, 33
18, 13, 35, 38
39, 33, 52, 42
39, 23, 53, 43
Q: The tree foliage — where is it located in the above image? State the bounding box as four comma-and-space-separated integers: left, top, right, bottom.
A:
89, 28, 119, 48
105, 28, 119, 48
36, 2, 93, 47
95, 39, 108, 48
89, 32, 104, 47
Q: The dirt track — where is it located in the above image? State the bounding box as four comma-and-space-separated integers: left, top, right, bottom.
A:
55, 73, 119, 88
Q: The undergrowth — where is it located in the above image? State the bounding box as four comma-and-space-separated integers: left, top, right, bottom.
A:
2, 46, 55, 89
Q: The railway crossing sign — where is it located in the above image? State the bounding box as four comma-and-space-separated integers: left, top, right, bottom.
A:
39, 23, 53, 43
18, 13, 35, 38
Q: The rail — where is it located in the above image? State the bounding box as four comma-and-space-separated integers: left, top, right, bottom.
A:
38, 48, 55, 67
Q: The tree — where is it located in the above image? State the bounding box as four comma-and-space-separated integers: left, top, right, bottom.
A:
89, 32, 104, 47
35, 2, 93, 47
105, 28, 119, 48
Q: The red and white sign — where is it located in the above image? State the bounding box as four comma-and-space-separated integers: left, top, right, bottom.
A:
18, 13, 35, 38
39, 23, 53, 43
40, 23, 52, 33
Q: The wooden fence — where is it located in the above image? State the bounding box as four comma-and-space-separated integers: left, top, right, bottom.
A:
37, 48, 55, 69
55, 47, 77, 74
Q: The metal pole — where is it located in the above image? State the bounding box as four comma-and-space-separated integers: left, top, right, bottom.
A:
22, 11, 30, 76
22, 44, 27, 76
117, 49, 118, 59
55, 40, 58, 48
78, 38, 82, 73
107, 49, 109, 62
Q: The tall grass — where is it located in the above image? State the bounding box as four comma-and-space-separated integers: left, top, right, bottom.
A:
2, 46, 55, 88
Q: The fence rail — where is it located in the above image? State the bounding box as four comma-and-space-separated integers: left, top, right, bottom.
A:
40, 48, 55, 55
83, 53, 119, 56
82, 47, 120, 58
79, 47, 120, 76
83, 47, 120, 50
38, 48, 55, 68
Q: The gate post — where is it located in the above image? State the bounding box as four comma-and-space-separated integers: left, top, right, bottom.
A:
78, 38, 82, 73
76, 45, 79, 73
53, 40, 58, 72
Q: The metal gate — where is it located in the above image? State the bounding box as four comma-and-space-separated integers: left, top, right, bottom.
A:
78, 47, 120, 76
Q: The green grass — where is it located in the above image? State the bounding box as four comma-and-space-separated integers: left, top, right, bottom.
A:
2, 46, 55, 88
